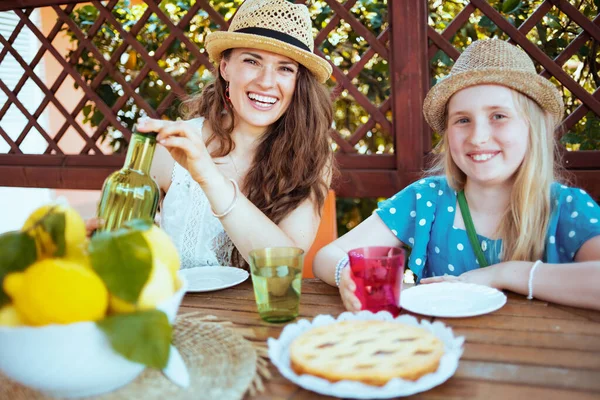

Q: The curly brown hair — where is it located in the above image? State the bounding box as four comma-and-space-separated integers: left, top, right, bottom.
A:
180, 50, 335, 265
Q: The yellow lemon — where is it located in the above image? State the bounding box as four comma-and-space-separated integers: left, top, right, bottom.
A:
0, 305, 25, 327
3, 259, 108, 326
22, 204, 88, 262
141, 225, 181, 288
109, 259, 175, 313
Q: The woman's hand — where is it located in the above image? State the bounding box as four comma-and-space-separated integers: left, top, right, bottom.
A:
339, 267, 362, 312
85, 217, 104, 237
136, 118, 218, 186
420, 263, 502, 288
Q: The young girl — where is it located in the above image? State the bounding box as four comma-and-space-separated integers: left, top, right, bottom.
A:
314, 39, 600, 311
89, 0, 334, 269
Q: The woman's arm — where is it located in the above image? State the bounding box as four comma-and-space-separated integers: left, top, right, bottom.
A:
313, 214, 403, 286
139, 117, 328, 262
422, 235, 600, 310
204, 172, 325, 256
150, 144, 175, 195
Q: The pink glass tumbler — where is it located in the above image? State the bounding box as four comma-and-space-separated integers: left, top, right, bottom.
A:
348, 246, 405, 316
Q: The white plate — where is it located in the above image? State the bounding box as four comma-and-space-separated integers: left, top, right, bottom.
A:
400, 282, 507, 318
268, 311, 464, 399
179, 266, 249, 293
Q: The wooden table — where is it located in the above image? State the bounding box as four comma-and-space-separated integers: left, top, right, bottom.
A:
179, 279, 600, 400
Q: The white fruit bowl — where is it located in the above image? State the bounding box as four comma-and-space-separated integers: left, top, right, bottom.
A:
0, 273, 187, 399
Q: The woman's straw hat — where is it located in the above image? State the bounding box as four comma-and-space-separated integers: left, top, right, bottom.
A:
205, 0, 332, 83
423, 39, 564, 132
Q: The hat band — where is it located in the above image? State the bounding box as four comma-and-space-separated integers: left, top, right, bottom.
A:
234, 27, 311, 52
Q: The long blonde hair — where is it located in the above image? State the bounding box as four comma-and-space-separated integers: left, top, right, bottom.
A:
429, 89, 562, 261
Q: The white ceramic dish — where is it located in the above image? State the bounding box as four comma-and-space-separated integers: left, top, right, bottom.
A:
400, 282, 507, 318
0, 273, 187, 399
180, 266, 249, 292
268, 311, 464, 399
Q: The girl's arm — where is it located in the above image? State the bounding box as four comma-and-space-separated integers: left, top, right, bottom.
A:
313, 214, 403, 286
422, 235, 600, 310
496, 235, 600, 310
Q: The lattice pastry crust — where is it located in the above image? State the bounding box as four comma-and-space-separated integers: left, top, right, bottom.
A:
290, 320, 444, 385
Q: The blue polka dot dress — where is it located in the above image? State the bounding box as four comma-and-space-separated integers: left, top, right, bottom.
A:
376, 176, 600, 282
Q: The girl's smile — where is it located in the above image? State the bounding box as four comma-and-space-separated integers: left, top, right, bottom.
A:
446, 84, 529, 187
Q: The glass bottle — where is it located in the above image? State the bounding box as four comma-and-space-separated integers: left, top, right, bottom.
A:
96, 131, 160, 232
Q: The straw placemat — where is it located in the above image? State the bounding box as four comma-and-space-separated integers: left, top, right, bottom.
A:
0, 314, 264, 400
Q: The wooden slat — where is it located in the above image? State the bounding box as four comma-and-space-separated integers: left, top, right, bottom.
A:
13, 9, 134, 140
0, 0, 87, 11
324, 0, 389, 60
455, 360, 600, 392
470, 0, 600, 117
0, 34, 102, 154
547, 0, 600, 42
427, 3, 475, 60
463, 343, 600, 369
173, 279, 600, 399
81, 1, 207, 153
390, 0, 429, 172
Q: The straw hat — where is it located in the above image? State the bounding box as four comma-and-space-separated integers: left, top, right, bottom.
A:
423, 39, 564, 133
205, 0, 332, 83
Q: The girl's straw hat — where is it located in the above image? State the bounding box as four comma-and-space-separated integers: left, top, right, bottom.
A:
423, 39, 564, 132
205, 0, 332, 83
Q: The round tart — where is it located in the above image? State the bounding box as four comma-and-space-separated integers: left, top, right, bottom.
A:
289, 320, 444, 385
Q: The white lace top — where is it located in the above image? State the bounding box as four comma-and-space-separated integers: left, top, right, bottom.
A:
160, 118, 235, 269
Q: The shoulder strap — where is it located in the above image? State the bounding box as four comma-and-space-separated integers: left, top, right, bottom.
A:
457, 191, 488, 268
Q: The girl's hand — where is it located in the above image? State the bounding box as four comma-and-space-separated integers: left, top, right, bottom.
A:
420, 264, 501, 288
339, 267, 362, 312
136, 118, 217, 185
85, 217, 104, 237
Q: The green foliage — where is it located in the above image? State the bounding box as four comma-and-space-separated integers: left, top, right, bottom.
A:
66, 0, 599, 233
65, 0, 244, 152
429, 0, 600, 150
0, 231, 37, 306
89, 223, 153, 304
97, 309, 172, 369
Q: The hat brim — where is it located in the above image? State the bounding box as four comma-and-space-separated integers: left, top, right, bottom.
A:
423, 69, 564, 133
205, 31, 332, 83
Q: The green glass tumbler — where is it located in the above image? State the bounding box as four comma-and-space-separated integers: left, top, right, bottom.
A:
248, 247, 304, 323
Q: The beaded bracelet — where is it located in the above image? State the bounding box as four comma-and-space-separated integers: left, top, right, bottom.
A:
334, 255, 350, 287
211, 178, 239, 219
527, 260, 543, 300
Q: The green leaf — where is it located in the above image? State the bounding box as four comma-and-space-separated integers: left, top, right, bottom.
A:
97, 309, 171, 369
0, 231, 37, 306
502, 0, 521, 14
41, 213, 66, 257
89, 229, 152, 303
479, 16, 497, 33
536, 22, 547, 45
83, 104, 92, 118
91, 110, 104, 126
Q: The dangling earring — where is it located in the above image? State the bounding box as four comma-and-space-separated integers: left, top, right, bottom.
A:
225, 82, 231, 107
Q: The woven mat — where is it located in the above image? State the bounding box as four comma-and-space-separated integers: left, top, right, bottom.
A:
0, 314, 264, 400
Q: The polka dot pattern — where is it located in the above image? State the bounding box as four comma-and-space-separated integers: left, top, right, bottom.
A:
374, 178, 600, 282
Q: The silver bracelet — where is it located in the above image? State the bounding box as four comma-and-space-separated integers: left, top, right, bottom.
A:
527, 260, 543, 300
334, 255, 349, 287
211, 178, 239, 219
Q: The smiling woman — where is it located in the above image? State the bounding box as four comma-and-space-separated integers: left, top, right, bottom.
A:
109, 0, 335, 272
